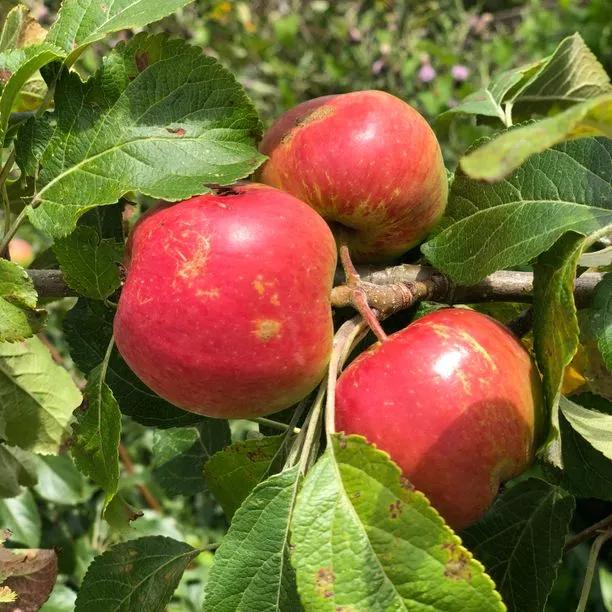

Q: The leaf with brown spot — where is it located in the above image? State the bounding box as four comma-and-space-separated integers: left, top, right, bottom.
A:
204, 435, 286, 519
291, 435, 504, 610
75, 536, 198, 612
0, 547, 58, 612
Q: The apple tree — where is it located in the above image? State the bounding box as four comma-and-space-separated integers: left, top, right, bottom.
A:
0, 2, 611, 611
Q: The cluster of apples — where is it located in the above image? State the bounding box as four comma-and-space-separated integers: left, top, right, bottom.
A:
114, 90, 544, 529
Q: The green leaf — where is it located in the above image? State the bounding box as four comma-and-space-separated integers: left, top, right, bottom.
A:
0, 489, 40, 547
152, 420, 230, 497
590, 273, 612, 371
511, 33, 611, 112
203, 466, 302, 612
462, 479, 575, 612
422, 137, 612, 284
533, 233, 585, 427
75, 536, 199, 612
0, 43, 63, 141
17, 33, 264, 237
559, 395, 612, 460
203, 435, 285, 519
291, 435, 503, 611
0, 259, 46, 342
459, 95, 612, 182
71, 363, 121, 509
441, 59, 545, 124
47, 0, 194, 57
64, 299, 201, 427
0, 336, 82, 454
53, 226, 123, 299
33, 455, 94, 505
559, 396, 612, 501
440, 88, 507, 124
0, 444, 37, 498
40, 584, 77, 612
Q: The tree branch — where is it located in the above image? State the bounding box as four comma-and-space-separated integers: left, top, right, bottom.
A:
28, 264, 604, 308
332, 264, 603, 311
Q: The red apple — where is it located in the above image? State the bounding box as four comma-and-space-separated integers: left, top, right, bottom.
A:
8, 238, 34, 267
114, 183, 337, 418
259, 90, 447, 262
335, 308, 544, 529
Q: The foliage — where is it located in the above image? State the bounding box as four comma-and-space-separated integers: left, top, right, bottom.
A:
0, 2, 610, 611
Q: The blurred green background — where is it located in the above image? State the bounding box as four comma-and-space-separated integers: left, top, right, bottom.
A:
1, 1, 611, 610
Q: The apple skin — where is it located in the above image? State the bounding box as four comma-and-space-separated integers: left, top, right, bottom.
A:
335, 308, 544, 529
114, 183, 337, 419
259, 90, 447, 262
9, 238, 34, 267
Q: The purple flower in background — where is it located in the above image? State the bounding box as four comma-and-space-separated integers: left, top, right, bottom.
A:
418, 64, 436, 83
451, 64, 470, 81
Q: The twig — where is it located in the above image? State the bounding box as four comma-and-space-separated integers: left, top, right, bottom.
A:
565, 513, 612, 552
118, 443, 162, 513
576, 528, 612, 612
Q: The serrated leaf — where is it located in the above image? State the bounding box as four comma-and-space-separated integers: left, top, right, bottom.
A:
0, 336, 81, 454
64, 299, 200, 427
422, 137, 612, 284
203, 466, 302, 612
152, 419, 230, 497
0, 5, 47, 52
462, 479, 575, 612
203, 435, 285, 519
0, 43, 63, 141
47, 0, 194, 57
291, 435, 504, 611
71, 364, 121, 508
17, 33, 264, 237
0, 444, 37, 498
533, 233, 585, 428
33, 454, 94, 505
103, 494, 143, 532
559, 395, 612, 460
511, 33, 611, 111
559, 396, 612, 500
54, 226, 123, 299
590, 273, 612, 371
0, 547, 58, 611
0, 258, 46, 342
459, 95, 612, 182
0, 489, 40, 547
75, 536, 199, 612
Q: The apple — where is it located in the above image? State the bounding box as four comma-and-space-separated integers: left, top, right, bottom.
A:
335, 308, 544, 529
259, 90, 447, 262
8, 238, 34, 267
114, 183, 337, 418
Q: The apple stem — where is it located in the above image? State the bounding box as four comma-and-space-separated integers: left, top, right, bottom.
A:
325, 316, 370, 438
249, 417, 300, 434
339, 243, 389, 342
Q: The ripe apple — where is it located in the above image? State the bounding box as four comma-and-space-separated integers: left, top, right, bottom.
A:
114, 183, 337, 418
259, 90, 447, 262
8, 238, 34, 267
335, 308, 544, 529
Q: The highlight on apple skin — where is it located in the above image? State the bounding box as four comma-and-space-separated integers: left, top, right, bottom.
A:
114, 183, 337, 419
334, 308, 545, 529
259, 90, 448, 262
